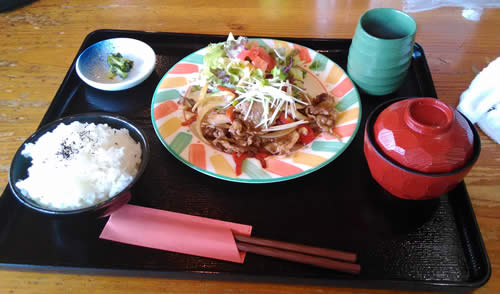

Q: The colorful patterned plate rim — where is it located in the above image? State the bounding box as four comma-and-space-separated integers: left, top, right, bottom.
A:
151, 38, 362, 183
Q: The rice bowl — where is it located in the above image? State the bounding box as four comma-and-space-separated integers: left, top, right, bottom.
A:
15, 121, 141, 210
9, 113, 150, 217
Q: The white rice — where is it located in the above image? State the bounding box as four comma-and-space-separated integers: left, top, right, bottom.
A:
15, 121, 142, 210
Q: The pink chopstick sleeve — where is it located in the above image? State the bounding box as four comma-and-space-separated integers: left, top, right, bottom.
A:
99, 204, 252, 263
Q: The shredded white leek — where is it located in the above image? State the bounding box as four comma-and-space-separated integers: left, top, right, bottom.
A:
260, 127, 297, 139
272, 48, 285, 60
265, 120, 308, 132
228, 80, 309, 130
244, 99, 254, 121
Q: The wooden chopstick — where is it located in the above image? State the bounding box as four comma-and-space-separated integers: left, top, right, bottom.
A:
234, 234, 357, 263
234, 234, 361, 274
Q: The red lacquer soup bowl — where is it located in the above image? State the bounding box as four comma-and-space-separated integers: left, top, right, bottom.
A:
364, 98, 481, 200
373, 97, 474, 173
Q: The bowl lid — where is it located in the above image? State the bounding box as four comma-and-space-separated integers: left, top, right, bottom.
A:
373, 97, 474, 173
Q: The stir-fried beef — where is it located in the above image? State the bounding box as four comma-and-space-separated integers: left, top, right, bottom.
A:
263, 131, 300, 155
193, 93, 338, 156
306, 93, 337, 133
235, 101, 264, 128
203, 119, 262, 154
228, 119, 245, 137
213, 137, 248, 154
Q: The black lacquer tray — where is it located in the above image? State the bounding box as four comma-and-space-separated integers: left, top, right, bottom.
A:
0, 30, 490, 292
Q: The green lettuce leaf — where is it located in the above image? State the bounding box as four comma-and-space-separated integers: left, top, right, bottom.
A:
204, 44, 226, 69
271, 66, 287, 81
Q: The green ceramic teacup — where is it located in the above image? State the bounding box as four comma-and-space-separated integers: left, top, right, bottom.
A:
347, 8, 417, 96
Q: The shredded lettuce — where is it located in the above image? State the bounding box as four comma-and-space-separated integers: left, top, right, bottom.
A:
201, 67, 214, 79
308, 60, 322, 71
271, 66, 287, 81
250, 68, 264, 81
292, 53, 305, 68
225, 62, 246, 84
193, 34, 313, 127
204, 44, 226, 70
288, 67, 304, 81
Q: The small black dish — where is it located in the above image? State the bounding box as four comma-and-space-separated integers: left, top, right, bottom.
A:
8, 112, 150, 218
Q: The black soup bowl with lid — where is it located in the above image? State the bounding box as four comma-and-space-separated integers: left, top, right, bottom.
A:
8, 112, 150, 218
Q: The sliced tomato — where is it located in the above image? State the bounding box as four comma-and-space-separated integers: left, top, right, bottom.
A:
232, 152, 248, 176
181, 114, 197, 126
255, 152, 269, 168
217, 85, 236, 94
226, 106, 235, 122
298, 124, 316, 145
237, 47, 275, 72
237, 49, 248, 60
293, 44, 312, 64
279, 113, 295, 124
255, 47, 275, 71
237, 48, 257, 61
251, 56, 269, 72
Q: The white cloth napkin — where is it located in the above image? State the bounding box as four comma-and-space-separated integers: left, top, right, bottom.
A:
458, 57, 500, 144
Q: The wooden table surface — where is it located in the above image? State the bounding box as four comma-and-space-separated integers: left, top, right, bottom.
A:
1, 0, 499, 293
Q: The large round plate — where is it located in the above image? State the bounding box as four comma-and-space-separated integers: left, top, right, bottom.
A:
151, 38, 362, 183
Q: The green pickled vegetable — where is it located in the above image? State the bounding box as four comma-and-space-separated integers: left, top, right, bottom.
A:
107, 53, 134, 79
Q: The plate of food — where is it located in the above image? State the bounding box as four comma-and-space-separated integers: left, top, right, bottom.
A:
151, 34, 361, 183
